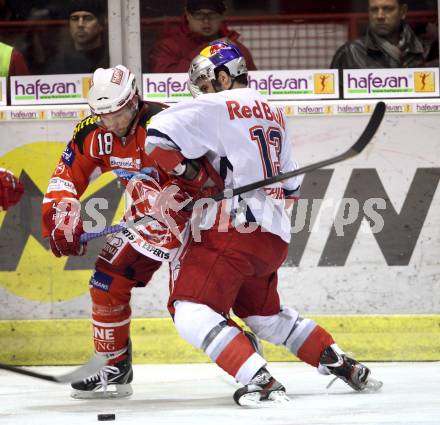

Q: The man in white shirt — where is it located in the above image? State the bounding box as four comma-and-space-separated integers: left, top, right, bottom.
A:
146, 41, 382, 407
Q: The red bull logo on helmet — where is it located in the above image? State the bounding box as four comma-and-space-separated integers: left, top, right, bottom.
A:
209, 43, 224, 56
200, 41, 229, 58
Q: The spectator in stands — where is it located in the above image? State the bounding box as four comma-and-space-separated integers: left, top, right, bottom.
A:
0, 0, 20, 20
147, 0, 257, 73
43, 0, 109, 74
0, 40, 29, 77
331, 0, 427, 69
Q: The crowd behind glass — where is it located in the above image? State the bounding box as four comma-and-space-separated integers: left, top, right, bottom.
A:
0, 0, 438, 78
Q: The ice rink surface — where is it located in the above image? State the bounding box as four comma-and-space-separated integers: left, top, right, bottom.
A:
1, 362, 439, 425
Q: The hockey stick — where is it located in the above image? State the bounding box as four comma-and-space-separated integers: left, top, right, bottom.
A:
80, 223, 127, 243
80, 101, 386, 242
0, 353, 107, 383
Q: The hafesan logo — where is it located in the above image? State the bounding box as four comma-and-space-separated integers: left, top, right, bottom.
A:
314, 73, 335, 94
414, 72, 435, 92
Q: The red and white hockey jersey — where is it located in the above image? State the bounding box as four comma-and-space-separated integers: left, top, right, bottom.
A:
146, 88, 302, 243
42, 101, 186, 260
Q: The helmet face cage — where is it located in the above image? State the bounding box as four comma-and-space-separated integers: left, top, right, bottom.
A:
188, 40, 248, 97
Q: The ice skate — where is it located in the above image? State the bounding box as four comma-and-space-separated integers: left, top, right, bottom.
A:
71, 346, 133, 399
233, 367, 291, 408
319, 344, 383, 392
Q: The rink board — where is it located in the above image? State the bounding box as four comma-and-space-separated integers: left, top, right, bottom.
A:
0, 100, 440, 364
0, 315, 439, 365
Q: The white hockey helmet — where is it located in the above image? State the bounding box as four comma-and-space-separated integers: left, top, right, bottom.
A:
88, 65, 137, 115
188, 40, 248, 96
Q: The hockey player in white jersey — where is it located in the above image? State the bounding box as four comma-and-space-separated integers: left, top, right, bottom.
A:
146, 40, 382, 407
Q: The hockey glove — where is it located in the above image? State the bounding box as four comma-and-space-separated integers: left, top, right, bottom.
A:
0, 169, 24, 210
48, 199, 86, 257
175, 158, 223, 201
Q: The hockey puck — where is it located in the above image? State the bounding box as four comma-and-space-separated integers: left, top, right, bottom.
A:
97, 413, 115, 421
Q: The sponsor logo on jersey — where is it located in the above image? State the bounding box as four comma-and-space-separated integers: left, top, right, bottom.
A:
109, 157, 141, 169
89, 270, 113, 292
226, 99, 286, 129
113, 169, 136, 181
122, 228, 136, 241
121, 228, 170, 260
100, 243, 119, 262
139, 241, 170, 260
112, 167, 159, 185
47, 177, 77, 194
107, 236, 123, 248
62, 143, 75, 166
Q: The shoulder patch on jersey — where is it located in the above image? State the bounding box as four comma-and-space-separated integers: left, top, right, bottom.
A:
71, 115, 99, 154
140, 101, 168, 128
61, 142, 75, 166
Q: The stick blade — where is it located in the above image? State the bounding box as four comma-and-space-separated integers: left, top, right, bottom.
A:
53, 354, 107, 383
351, 101, 386, 155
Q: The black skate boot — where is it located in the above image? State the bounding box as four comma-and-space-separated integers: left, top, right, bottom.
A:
319, 344, 383, 392
71, 345, 133, 399
233, 367, 290, 407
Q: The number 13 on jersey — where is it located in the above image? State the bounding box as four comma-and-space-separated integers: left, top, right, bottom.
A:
249, 125, 284, 199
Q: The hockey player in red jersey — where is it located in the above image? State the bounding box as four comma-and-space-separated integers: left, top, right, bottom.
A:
145, 41, 383, 407
42, 65, 188, 399
0, 168, 24, 210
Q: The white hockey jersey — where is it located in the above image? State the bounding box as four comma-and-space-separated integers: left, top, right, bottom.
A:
147, 87, 302, 243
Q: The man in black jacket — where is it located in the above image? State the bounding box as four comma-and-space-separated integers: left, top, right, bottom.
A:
331, 0, 426, 69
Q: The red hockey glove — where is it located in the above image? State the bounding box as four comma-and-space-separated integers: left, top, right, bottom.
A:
176, 158, 224, 201
0, 169, 24, 210
48, 199, 86, 257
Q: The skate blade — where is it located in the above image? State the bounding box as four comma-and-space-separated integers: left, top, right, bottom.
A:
364, 378, 383, 392
71, 383, 133, 399
237, 391, 292, 408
